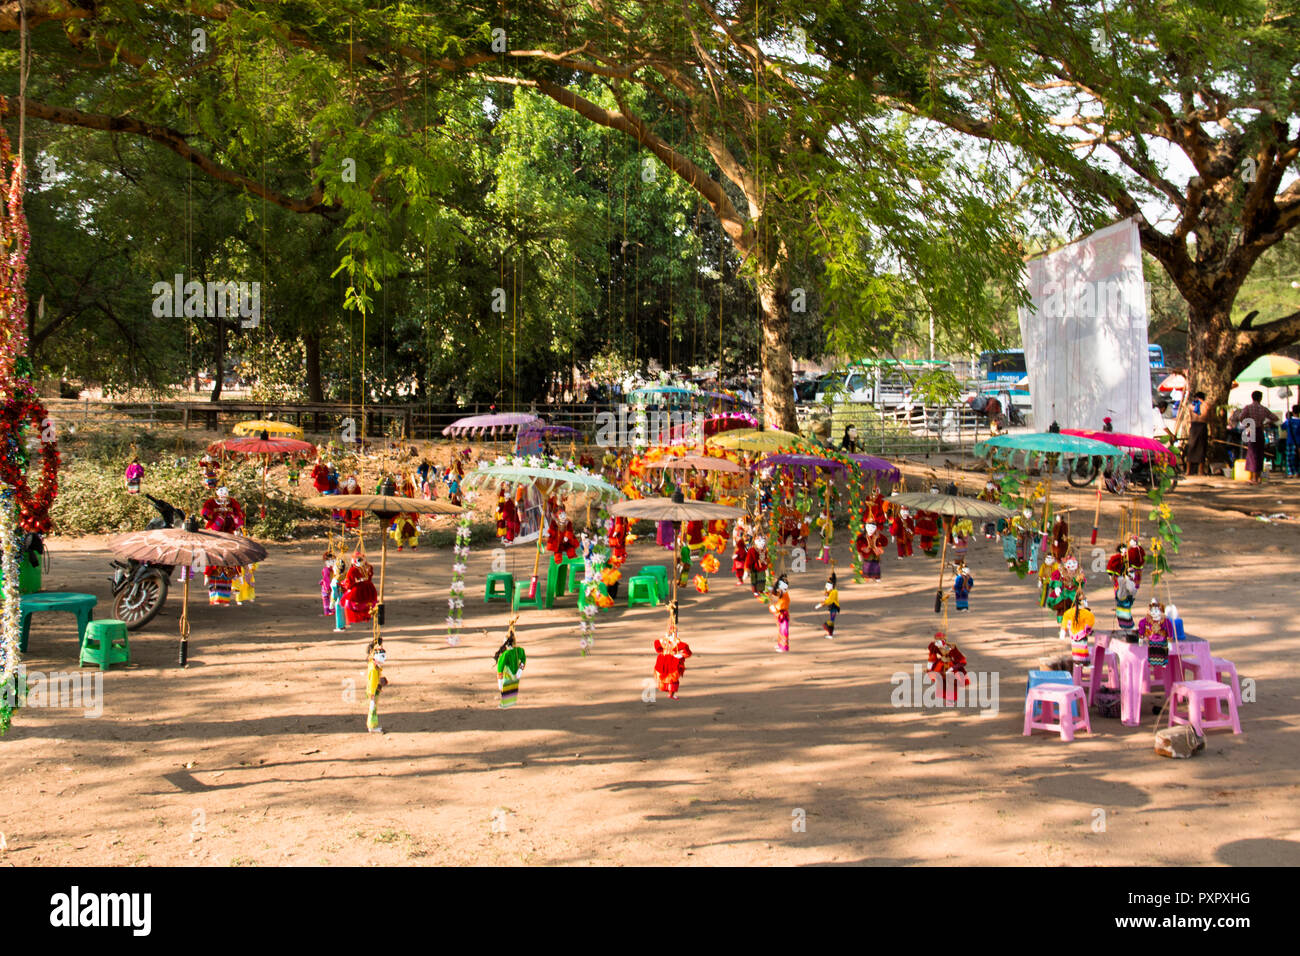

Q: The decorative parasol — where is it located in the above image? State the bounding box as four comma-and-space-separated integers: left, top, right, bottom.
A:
975, 432, 1129, 471
751, 453, 847, 479
1259, 373, 1300, 388
709, 427, 809, 453
610, 491, 743, 619
515, 422, 583, 456
891, 492, 1016, 612
1156, 373, 1187, 393
845, 453, 902, 483
232, 419, 304, 438
644, 454, 747, 475
1235, 354, 1300, 384
1060, 429, 1177, 466
209, 432, 317, 517
305, 490, 463, 627
469, 459, 622, 599
442, 412, 541, 438
107, 524, 267, 666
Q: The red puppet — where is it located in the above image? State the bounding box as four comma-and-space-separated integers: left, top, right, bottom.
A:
1124, 534, 1146, 590
653, 625, 693, 699
731, 526, 749, 584
890, 507, 915, 558
310, 460, 332, 494
607, 515, 629, 566
855, 521, 889, 581
926, 631, 970, 703
341, 553, 379, 624
201, 486, 246, 533
546, 509, 579, 564
914, 510, 939, 555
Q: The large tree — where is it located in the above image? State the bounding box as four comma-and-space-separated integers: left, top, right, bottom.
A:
873, 0, 1300, 450
2, 1, 1025, 427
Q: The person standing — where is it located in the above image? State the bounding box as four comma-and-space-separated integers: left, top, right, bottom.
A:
1229, 390, 1278, 484
1284, 405, 1300, 478
1185, 391, 1212, 476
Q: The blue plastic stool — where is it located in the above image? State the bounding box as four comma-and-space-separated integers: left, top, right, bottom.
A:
1027, 670, 1079, 718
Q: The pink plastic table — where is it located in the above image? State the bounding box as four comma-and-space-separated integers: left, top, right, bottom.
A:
1111, 635, 1214, 726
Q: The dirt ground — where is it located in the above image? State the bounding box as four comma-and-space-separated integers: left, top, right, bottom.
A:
2, 464, 1298, 867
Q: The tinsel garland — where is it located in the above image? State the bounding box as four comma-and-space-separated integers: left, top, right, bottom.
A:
0, 112, 31, 398
444, 494, 474, 646
0, 487, 20, 735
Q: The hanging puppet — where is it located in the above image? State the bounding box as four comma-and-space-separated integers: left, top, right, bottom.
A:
124, 456, 144, 495
321, 552, 335, 616
1060, 595, 1096, 667
979, 478, 1002, 539
813, 571, 839, 638
770, 574, 791, 652
926, 631, 970, 703
890, 507, 915, 558
287, 457, 303, 486
652, 618, 692, 699
1050, 512, 1070, 561
952, 561, 974, 612
950, 520, 971, 564
339, 475, 363, 530
546, 508, 579, 564
310, 458, 332, 494
495, 628, 526, 708
731, 522, 750, 584
201, 486, 245, 533
913, 508, 939, 556
855, 520, 889, 582
1037, 554, 1059, 608
1051, 555, 1086, 623
744, 534, 770, 598
390, 510, 419, 551
1125, 533, 1147, 591
1138, 599, 1174, 669
198, 454, 220, 490
342, 552, 379, 624
330, 555, 348, 632
366, 638, 388, 733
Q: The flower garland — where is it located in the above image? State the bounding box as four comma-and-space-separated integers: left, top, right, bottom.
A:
445, 495, 474, 646
1, 112, 31, 398
1, 487, 19, 735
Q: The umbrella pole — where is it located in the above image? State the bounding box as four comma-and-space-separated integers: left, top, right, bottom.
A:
179, 573, 191, 667
1090, 476, 1102, 544
526, 531, 543, 600
935, 517, 949, 613
377, 518, 389, 626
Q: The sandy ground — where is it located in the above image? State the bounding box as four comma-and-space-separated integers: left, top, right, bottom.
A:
2, 467, 1298, 867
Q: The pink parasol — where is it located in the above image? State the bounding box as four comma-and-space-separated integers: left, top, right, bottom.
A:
662, 412, 759, 445
442, 413, 541, 438
1060, 428, 1176, 465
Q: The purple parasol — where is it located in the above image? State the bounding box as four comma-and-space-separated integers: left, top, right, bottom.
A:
752, 453, 848, 477
442, 413, 541, 438
846, 453, 902, 483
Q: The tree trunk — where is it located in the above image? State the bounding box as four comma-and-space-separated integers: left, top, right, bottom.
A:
1182, 306, 1238, 466
755, 266, 798, 432
209, 318, 225, 402
304, 331, 324, 402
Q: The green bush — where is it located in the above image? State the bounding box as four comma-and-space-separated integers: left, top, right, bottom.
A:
50, 458, 317, 540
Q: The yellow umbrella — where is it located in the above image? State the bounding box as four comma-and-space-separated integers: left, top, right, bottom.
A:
708, 427, 809, 453
233, 419, 305, 438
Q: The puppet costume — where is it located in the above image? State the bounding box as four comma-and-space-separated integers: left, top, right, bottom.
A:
744, 539, 770, 596
342, 556, 379, 624
1060, 602, 1096, 665
890, 509, 915, 558
235, 562, 256, 604
496, 640, 526, 708
770, 578, 791, 651
366, 644, 387, 732
1124, 536, 1146, 591
1050, 514, 1070, 561
321, 556, 335, 615
979, 481, 1002, 538
199, 456, 220, 490
855, 526, 888, 580
390, 513, 419, 550
201, 488, 246, 534
731, 530, 749, 583
205, 566, 236, 605
914, 511, 939, 556
608, 515, 629, 565
926, 632, 970, 703
653, 630, 692, 699
311, 461, 332, 494
546, 510, 579, 564
1037, 555, 1059, 608
330, 563, 348, 631
124, 460, 144, 494
1113, 573, 1138, 630
816, 576, 840, 637
953, 566, 974, 611
1138, 604, 1174, 668
1052, 560, 1086, 623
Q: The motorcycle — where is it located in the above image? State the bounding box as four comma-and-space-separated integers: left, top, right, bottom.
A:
109, 494, 185, 630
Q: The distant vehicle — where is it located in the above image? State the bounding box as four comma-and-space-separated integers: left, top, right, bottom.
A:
814, 359, 955, 407
978, 349, 1027, 382
1148, 344, 1166, 370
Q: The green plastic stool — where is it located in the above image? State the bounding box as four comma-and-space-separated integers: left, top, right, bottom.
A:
563, 557, 587, 593
641, 565, 670, 602
80, 619, 130, 671
513, 577, 548, 611
627, 575, 660, 607
546, 559, 569, 602
485, 572, 514, 603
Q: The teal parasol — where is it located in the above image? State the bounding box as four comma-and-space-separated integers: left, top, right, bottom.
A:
974, 432, 1130, 472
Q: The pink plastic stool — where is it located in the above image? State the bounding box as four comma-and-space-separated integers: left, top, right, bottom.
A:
1169, 680, 1241, 735
1212, 658, 1241, 706
1024, 684, 1091, 741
